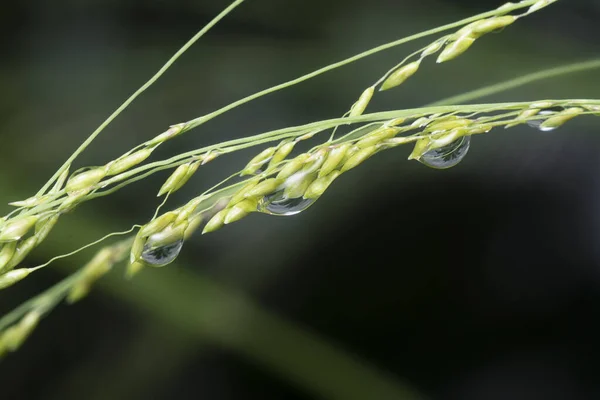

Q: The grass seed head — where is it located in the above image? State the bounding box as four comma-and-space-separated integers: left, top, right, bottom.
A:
140, 212, 178, 238
341, 146, 378, 172
244, 178, 282, 198
0, 269, 31, 290
380, 61, 421, 91
304, 171, 341, 199
241, 147, 277, 176
65, 168, 107, 195
276, 153, 311, 180
6, 237, 38, 271
349, 87, 375, 117
283, 172, 317, 199
539, 107, 584, 130
436, 34, 477, 63
202, 209, 228, 234
107, 148, 153, 176
269, 141, 296, 168
319, 144, 351, 178
0, 216, 39, 243
0, 243, 17, 273
224, 199, 257, 224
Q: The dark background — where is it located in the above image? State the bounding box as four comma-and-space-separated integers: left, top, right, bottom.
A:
1, 0, 600, 399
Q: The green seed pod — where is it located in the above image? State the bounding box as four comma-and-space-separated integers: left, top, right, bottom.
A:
505, 109, 540, 128
224, 199, 257, 224
468, 123, 493, 135
385, 117, 406, 127
408, 137, 431, 160
229, 179, 261, 206
530, 101, 555, 109
341, 146, 378, 172
341, 145, 360, 164
349, 87, 375, 118
139, 212, 178, 238
82, 248, 114, 281
183, 214, 204, 240
130, 233, 145, 263
0, 268, 31, 290
276, 153, 311, 180
421, 40, 445, 57
0, 216, 39, 243
147, 223, 187, 248
2, 310, 39, 351
107, 148, 153, 176
6, 237, 38, 271
539, 107, 583, 130
126, 261, 145, 279
426, 118, 472, 133
201, 151, 220, 165
244, 178, 282, 198
356, 127, 401, 149
302, 149, 328, 174
67, 282, 91, 304
158, 162, 199, 197
269, 141, 296, 168
411, 117, 432, 128
147, 123, 186, 146
65, 168, 107, 195
202, 209, 228, 234
9, 195, 49, 208
175, 198, 203, 226
380, 136, 416, 148
436, 34, 476, 63
297, 129, 320, 141
241, 147, 276, 176
471, 16, 516, 35
283, 172, 316, 199
319, 144, 351, 178
380, 61, 421, 91
33, 214, 59, 245
428, 128, 467, 151
304, 171, 341, 199
0, 243, 17, 273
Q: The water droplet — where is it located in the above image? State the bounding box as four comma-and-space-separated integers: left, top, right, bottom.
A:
258, 194, 316, 216
141, 240, 183, 266
526, 107, 564, 132
420, 136, 470, 169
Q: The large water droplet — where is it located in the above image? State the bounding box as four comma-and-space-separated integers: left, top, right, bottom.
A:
258, 194, 316, 216
141, 240, 183, 266
420, 136, 470, 169
526, 107, 564, 132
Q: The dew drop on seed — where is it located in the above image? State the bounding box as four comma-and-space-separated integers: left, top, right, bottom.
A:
257, 192, 316, 216
420, 136, 470, 169
526, 107, 564, 132
141, 240, 183, 266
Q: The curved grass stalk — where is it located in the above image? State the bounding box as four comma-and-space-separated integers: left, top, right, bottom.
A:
184, 0, 542, 131
4, 0, 600, 364
430, 58, 600, 106
10, 99, 600, 221
37, 0, 247, 196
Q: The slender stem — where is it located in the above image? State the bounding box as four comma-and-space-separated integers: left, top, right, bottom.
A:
18, 98, 600, 218
184, 0, 542, 131
430, 58, 600, 106
36, 0, 246, 196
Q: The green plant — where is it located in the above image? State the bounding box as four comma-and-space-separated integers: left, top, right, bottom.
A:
0, 0, 598, 357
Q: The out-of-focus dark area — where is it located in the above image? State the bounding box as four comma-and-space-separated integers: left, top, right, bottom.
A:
1, 0, 600, 399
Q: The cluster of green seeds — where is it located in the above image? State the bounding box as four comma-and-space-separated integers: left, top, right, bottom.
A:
1, 0, 595, 356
